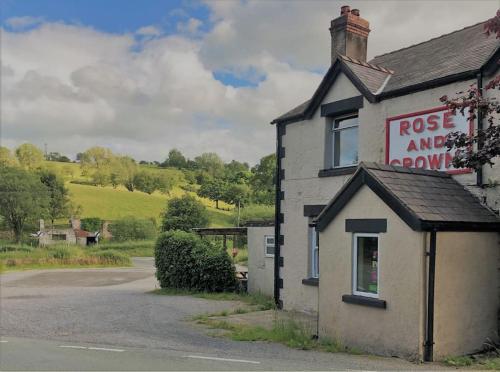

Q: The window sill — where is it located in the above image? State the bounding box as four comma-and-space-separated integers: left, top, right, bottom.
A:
318, 166, 357, 178
342, 294, 386, 309
302, 277, 319, 287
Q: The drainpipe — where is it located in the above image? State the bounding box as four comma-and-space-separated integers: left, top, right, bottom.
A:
424, 230, 437, 362
476, 72, 483, 187
274, 123, 283, 308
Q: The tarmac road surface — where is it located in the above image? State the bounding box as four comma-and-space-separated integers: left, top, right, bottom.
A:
0, 258, 447, 370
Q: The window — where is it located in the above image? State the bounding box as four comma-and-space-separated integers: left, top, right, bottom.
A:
309, 225, 319, 278
51, 234, 66, 241
264, 235, 275, 257
332, 116, 358, 167
353, 233, 378, 298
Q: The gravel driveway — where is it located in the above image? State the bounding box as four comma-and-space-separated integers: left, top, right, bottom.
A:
0, 258, 447, 370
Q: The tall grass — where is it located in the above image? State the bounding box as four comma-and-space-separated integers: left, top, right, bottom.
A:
0, 243, 131, 272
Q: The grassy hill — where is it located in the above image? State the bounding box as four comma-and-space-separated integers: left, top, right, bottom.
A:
46, 161, 234, 227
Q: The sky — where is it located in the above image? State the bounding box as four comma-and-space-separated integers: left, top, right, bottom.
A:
1, 0, 497, 164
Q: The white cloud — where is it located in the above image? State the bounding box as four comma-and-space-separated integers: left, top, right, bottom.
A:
1, 1, 497, 164
177, 18, 203, 36
4, 16, 43, 30
136, 25, 161, 37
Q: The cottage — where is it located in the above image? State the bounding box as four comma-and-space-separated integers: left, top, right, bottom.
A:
37, 218, 100, 246
271, 6, 500, 361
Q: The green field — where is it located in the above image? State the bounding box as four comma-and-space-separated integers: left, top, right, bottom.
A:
45, 161, 234, 227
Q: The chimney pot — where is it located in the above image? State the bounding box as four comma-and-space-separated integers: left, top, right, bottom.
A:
351, 9, 360, 16
340, 5, 351, 15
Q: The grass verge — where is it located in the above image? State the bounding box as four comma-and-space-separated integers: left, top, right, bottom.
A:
196, 317, 358, 354
89, 240, 155, 257
444, 354, 500, 369
0, 244, 131, 273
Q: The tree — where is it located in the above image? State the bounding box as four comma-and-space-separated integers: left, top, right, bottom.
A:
0, 147, 18, 168
440, 10, 500, 169
39, 170, 71, 226
163, 149, 187, 168
46, 152, 70, 162
223, 183, 250, 206
134, 171, 158, 194
161, 195, 209, 232
154, 172, 175, 195
15, 143, 44, 170
194, 152, 224, 178
197, 178, 227, 209
111, 156, 137, 191
80, 147, 114, 186
250, 153, 276, 204
224, 160, 251, 184
0, 167, 49, 242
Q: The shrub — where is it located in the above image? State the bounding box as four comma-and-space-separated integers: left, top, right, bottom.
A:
155, 231, 236, 292
155, 231, 201, 289
109, 217, 157, 241
161, 195, 209, 232
81, 217, 102, 232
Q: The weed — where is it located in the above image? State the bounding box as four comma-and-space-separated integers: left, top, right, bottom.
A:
444, 356, 474, 367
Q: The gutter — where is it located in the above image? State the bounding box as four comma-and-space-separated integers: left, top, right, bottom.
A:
424, 230, 437, 362
476, 71, 483, 187
274, 123, 283, 308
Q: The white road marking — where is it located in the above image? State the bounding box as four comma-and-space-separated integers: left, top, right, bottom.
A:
0, 340, 8, 343
88, 347, 124, 352
184, 355, 260, 364
59, 345, 124, 352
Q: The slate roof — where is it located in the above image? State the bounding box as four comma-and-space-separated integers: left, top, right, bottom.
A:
316, 162, 500, 232
369, 21, 498, 93
273, 20, 499, 124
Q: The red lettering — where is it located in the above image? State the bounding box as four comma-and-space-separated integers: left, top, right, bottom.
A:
420, 137, 432, 150
434, 135, 446, 148
427, 154, 443, 169
443, 111, 455, 129
445, 152, 454, 168
402, 157, 413, 168
400, 120, 410, 136
415, 156, 427, 169
407, 140, 418, 152
427, 115, 439, 131
390, 159, 401, 166
413, 118, 425, 133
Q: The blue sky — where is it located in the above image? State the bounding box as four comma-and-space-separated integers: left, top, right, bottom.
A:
0, 0, 260, 87
1, 0, 210, 35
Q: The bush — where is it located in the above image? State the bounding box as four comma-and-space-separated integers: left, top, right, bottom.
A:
155, 230, 236, 292
81, 217, 102, 232
109, 217, 157, 241
161, 195, 209, 232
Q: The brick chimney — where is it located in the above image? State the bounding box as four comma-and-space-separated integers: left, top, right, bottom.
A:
330, 5, 370, 64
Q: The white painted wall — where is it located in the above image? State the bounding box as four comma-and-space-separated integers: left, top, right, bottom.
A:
247, 226, 275, 297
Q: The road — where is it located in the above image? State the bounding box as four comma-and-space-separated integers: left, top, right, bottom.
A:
0, 258, 444, 370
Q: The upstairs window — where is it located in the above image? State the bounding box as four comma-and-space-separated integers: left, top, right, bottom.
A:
332, 116, 358, 167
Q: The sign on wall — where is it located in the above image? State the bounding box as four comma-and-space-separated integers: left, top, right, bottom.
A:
385, 106, 472, 174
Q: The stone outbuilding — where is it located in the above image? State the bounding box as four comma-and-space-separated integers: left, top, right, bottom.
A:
315, 162, 500, 360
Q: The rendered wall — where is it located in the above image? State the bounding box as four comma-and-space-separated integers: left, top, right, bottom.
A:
433, 231, 499, 359
280, 70, 499, 314
318, 186, 426, 359
247, 226, 275, 297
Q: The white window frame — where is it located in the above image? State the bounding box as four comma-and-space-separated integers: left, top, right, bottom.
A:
352, 233, 379, 298
331, 114, 359, 168
264, 235, 275, 257
309, 225, 319, 278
